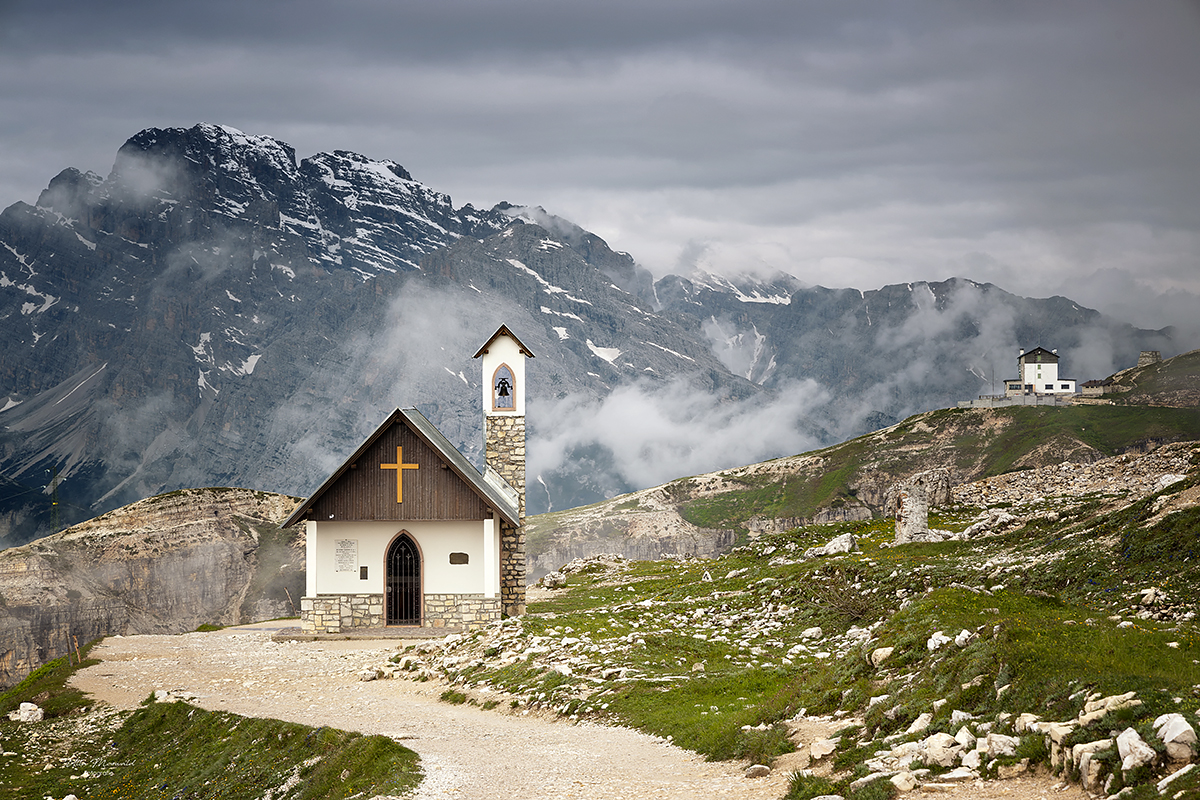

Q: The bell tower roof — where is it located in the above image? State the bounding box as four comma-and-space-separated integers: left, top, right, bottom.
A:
473, 325, 535, 359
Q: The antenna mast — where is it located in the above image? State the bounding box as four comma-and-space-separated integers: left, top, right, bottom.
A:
50, 467, 60, 531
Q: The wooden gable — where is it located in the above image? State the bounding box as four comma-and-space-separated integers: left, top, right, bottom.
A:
1020, 347, 1059, 364
283, 408, 519, 527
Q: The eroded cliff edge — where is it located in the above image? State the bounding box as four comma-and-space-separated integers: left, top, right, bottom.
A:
0, 487, 303, 687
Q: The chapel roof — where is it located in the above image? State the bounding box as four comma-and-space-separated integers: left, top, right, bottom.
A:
282, 407, 519, 528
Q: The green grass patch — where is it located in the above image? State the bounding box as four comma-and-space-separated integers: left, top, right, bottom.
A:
100, 701, 420, 799
440, 689, 469, 704
874, 588, 1200, 724
603, 669, 802, 763
1, 695, 420, 800
0, 640, 99, 718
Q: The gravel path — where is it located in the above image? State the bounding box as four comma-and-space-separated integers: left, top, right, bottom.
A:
70, 623, 789, 799
70, 623, 1083, 800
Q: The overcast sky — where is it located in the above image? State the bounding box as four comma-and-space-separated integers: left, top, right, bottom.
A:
2, 1, 1198, 336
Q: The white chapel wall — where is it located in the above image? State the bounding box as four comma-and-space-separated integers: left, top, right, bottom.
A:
311, 519, 490, 596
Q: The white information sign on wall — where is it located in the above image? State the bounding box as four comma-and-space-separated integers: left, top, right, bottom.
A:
334, 539, 358, 572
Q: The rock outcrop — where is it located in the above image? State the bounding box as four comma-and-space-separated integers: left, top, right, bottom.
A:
885, 468, 951, 544
0, 487, 303, 687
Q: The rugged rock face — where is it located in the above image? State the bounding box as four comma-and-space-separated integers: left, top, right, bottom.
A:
0, 487, 302, 687
0, 123, 1183, 547
527, 524, 736, 583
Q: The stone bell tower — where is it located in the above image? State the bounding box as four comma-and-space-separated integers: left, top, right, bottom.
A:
473, 325, 534, 616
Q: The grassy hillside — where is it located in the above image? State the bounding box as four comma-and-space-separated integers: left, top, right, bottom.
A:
526, 404, 1200, 568
679, 404, 1200, 529
1109, 348, 1200, 407
527, 348, 1200, 566
405, 440, 1200, 798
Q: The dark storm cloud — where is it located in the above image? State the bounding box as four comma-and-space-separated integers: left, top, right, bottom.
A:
1, 0, 1198, 338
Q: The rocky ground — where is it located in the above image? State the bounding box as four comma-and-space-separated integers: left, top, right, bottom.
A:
61, 623, 1093, 800
39, 441, 1200, 799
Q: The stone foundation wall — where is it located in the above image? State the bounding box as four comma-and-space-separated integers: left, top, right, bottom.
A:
300, 593, 500, 633
424, 594, 501, 629
300, 594, 383, 634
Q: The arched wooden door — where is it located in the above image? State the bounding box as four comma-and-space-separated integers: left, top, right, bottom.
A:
386, 534, 421, 625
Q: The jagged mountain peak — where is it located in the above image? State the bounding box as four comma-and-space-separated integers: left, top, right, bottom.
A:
0, 123, 1183, 549
662, 268, 804, 307
493, 204, 656, 306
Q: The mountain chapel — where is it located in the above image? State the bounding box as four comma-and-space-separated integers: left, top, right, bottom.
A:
283, 325, 533, 633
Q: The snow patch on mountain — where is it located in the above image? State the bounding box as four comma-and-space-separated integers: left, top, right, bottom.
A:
586, 340, 622, 364
233, 354, 261, 376
703, 317, 774, 384
197, 369, 219, 397
55, 363, 108, 408
541, 306, 583, 322
1, 270, 59, 315
645, 342, 695, 362
191, 333, 213, 362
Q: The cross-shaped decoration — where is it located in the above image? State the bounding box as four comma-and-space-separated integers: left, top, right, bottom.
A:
380, 446, 419, 503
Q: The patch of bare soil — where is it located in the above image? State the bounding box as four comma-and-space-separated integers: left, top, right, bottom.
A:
70, 623, 1083, 800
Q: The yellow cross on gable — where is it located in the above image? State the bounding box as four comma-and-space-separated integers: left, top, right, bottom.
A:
380, 446, 419, 503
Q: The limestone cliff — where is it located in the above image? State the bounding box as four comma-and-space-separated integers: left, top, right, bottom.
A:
526, 396, 1200, 576
0, 487, 303, 687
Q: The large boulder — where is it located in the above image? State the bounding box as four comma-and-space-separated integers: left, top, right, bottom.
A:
1117, 727, 1156, 772
1154, 713, 1198, 762
885, 469, 952, 544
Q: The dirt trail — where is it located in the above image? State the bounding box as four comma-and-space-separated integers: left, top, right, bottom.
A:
70, 623, 1081, 800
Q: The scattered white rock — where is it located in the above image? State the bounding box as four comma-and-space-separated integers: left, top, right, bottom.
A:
9, 702, 43, 723
1117, 727, 1156, 773
1015, 713, 1041, 733
810, 739, 839, 760
804, 533, 858, 558
922, 732, 961, 768
1154, 713, 1198, 762
997, 759, 1030, 779
984, 733, 1019, 758
744, 764, 771, 778
906, 713, 933, 735
939, 767, 977, 782
850, 773, 893, 791
869, 647, 894, 667
1157, 763, 1196, 793
1078, 691, 1141, 725
926, 632, 951, 651
953, 726, 975, 749
540, 571, 566, 589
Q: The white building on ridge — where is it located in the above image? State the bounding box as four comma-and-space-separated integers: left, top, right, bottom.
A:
1004, 347, 1076, 396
